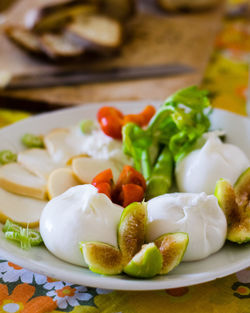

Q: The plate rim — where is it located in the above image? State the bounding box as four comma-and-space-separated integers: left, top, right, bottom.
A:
0, 101, 249, 291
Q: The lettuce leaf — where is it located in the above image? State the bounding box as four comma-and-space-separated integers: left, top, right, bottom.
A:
122, 86, 212, 196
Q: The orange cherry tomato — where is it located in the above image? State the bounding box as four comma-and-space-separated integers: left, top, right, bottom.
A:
92, 168, 114, 199
115, 165, 146, 192
92, 166, 146, 206
123, 105, 156, 127
91, 168, 113, 186
121, 184, 145, 207
95, 182, 112, 199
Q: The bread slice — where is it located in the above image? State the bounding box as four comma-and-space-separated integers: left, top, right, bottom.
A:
0, 187, 47, 228
157, 0, 220, 11
0, 163, 47, 200
40, 31, 84, 59
5, 26, 42, 55
25, 0, 99, 33
101, 0, 136, 22
67, 14, 122, 51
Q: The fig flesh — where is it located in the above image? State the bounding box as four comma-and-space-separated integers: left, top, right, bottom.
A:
79, 241, 123, 275
215, 167, 250, 244
118, 202, 147, 265
154, 233, 188, 274
123, 243, 162, 278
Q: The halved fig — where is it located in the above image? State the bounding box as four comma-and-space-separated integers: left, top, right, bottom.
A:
215, 168, 250, 244
66, 14, 122, 52
79, 241, 123, 275
25, 0, 99, 32
118, 202, 147, 265
5, 26, 42, 55
235, 167, 250, 208
40, 31, 84, 59
154, 233, 188, 274
123, 243, 162, 278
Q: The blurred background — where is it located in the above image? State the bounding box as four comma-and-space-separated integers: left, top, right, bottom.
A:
0, 0, 249, 114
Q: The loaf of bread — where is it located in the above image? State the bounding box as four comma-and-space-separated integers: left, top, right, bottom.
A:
157, 0, 220, 11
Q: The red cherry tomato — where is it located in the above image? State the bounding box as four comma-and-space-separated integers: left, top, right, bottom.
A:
91, 168, 113, 186
121, 184, 145, 207
115, 165, 146, 192
95, 182, 112, 199
97, 107, 124, 139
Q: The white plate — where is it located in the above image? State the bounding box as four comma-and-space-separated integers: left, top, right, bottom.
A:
0, 101, 249, 291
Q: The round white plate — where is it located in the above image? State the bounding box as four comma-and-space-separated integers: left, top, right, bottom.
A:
0, 101, 249, 291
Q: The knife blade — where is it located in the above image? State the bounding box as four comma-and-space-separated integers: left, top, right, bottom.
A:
0, 0, 17, 12
7, 64, 195, 90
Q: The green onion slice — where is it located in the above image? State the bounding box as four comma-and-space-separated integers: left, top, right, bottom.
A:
21, 133, 44, 148
3, 220, 43, 250
0, 150, 17, 165
80, 120, 96, 134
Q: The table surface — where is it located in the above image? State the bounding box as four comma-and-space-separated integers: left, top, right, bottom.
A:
0, 1, 249, 312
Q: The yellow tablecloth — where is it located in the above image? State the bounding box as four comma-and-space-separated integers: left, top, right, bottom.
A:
0, 1, 249, 312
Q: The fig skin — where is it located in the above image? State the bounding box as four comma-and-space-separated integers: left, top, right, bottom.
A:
118, 202, 147, 265
215, 167, 250, 244
154, 232, 189, 275
123, 243, 163, 278
80, 241, 123, 275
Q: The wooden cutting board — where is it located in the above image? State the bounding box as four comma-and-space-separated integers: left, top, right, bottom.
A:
0, 0, 225, 109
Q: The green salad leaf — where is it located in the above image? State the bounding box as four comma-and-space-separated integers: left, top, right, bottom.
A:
122, 86, 211, 198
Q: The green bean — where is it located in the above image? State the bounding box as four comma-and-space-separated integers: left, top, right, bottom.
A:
146, 147, 173, 200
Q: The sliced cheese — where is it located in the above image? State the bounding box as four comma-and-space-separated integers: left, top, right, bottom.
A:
18, 148, 62, 180
72, 156, 119, 183
44, 128, 83, 164
0, 163, 47, 200
47, 167, 80, 199
0, 188, 47, 228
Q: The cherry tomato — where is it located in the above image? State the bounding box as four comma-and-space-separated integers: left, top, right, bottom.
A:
123, 105, 156, 127
121, 184, 145, 207
95, 182, 112, 199
115, 165, 146, 192
91, 168, 113, 186
97, 107, 124, 139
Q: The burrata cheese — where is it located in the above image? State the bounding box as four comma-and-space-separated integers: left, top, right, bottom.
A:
40, 184, 123, 267
146, 192, 227, 261
175, 135, 249, 194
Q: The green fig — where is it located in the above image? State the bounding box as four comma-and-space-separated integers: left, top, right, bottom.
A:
215, 167, 250, 244
118, 202, 147, 265
154, 232, 188, 274
123, 242, 162, 278
79, 241, 123, 275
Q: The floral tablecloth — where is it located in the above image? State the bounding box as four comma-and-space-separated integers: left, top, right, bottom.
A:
0, 1, 250, 312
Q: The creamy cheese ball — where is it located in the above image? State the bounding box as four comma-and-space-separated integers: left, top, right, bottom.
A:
175, 135, 249, 195
40, 185, 123, 267
146, 192, 227, 261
